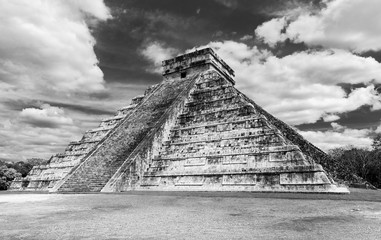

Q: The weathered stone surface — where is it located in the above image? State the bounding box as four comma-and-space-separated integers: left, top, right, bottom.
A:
11, 48, 349, 193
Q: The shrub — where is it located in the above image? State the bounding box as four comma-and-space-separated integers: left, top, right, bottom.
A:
0, 159, 45, 190
328, 146, 381, 188
0, 166, 22, 190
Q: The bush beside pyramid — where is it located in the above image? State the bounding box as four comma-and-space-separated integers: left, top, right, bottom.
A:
11, 48, 349, 193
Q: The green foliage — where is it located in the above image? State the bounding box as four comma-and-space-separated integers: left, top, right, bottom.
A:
328, 146, 381, 188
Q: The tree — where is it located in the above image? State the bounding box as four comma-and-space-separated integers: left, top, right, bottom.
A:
0, 177, 8, 190
366, 150, 381, 187
0, 158, 48, 190
328, 146, 381, 189
27, 158, 48, 166
11, 161, 33, 177
0, 166, 21, 190
372, 133, 381, 150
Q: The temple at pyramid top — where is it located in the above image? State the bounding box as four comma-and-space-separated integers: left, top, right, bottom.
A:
162, 48, 235, 84
10, 47, 349, 194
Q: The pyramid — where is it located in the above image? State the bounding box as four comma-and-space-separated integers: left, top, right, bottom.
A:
11, 48, 349, 193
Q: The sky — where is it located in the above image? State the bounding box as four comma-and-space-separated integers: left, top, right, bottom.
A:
0, 0, 380, 162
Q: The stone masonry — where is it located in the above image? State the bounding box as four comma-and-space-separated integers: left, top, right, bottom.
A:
11, 48, 349, 193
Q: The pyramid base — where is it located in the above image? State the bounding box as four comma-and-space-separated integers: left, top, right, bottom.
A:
9, 179, 58, 192
104, 168, 350, 194
131, 184, 349, 194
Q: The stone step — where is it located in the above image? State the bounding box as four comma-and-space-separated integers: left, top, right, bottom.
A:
185, 95, 235, 107
170, 130, 279, 145
191, 84, 232, 96
172, 115, 265, 130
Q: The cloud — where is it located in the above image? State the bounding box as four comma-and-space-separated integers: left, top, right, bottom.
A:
197, 41, 271, 64
372, 97, 381, 111
0, 122, 82, 162
299, 123, 373, 151
0, 0, 110, 93
331, 122, 345, 131
322, 114, 340, 122
140, 41, 179, 73
240, 35, 253, 41
0, 0, 113, 162
203, 41, 381, 125
65, 0, 111, 21
255, 17, 287, 47
375, 121, 381, 133
256, 0, 381, 53
0, 103, 82, 161
19, 104, 73, 128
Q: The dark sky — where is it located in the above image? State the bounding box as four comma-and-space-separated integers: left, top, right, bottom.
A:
93, 0, 319, 84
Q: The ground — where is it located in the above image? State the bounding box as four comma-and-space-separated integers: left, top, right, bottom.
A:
1, 189, 381, 240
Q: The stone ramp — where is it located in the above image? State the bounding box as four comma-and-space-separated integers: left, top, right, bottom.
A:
57, 76, 197, 192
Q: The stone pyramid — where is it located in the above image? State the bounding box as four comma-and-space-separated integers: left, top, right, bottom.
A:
11, 48, 349, 193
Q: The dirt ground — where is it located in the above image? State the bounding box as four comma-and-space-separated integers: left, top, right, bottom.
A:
1, 189, 380, 240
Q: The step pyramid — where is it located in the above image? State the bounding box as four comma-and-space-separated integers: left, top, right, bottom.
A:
11, 48, 349, 193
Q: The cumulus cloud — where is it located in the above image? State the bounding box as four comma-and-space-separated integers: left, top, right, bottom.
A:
19, 104, 73, 128
256, 0, 381, 53
322, 114, 340, 122
240, 35, 253, 41
65, 0, 111, 20
203, 41, 381, 125
0, 120, 82, 162
140, 41, 179, 73
196, 41, 271, 64
0, 0, 112, 161
375, 122, 381, 133
0, 103, 83, 161
255, 17, 287, 47
299, 123, 373, 151
0, 0, 110, 93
